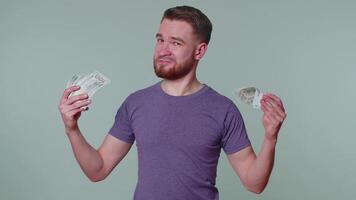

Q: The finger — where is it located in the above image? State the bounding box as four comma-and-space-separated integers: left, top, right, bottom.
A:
261, 100, 274, 114
262, 111, 279, 128
66, 93, 89, 105
68, 106, 90, 116
261, 100, 267, 113
262, 94, 280, 106
67, 99, 91, 112
60, 86, 80, 104
67, 108, 83, 117
263, 113, 275, 125
264, 93, 285, 111
261, 100, 284, 122
262, 104, 281, 124
265, 114, 282, 129
263, 96, 286, 118
263, 96, 280, 110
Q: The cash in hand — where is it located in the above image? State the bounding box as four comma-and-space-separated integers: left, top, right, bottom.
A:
235, 87, 264, 110
66, 71, 111, 98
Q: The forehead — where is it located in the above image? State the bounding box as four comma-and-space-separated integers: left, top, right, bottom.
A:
157, 19, 195, 40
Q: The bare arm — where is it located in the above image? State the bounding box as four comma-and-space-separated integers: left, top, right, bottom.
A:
227, 138, 276, 194
227, 93, 286, 194
66, 129, 132, 182
59, 86, 132, 182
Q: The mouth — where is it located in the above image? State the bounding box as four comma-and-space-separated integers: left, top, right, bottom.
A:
158, 60, 171, 64
156, 58, 175, 66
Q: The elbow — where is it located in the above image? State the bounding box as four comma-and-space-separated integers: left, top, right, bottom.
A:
244, 181, 267, 194
247, 186, 265, 194
89, 177, 103, 183
87, 174, 106, 183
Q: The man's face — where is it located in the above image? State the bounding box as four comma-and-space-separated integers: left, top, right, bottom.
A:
153, 19, 199, 80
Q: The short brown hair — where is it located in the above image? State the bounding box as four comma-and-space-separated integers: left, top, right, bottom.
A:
161, 5, 213, 44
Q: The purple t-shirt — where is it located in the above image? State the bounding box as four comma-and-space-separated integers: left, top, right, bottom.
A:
109, 81, 251, 200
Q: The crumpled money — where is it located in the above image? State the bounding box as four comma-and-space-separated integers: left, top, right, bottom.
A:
234, 87, 264, 110
66, 71, 111, 98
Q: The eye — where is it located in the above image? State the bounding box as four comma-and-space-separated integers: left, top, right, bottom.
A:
156, 38, 164, 43
172, 41, 182, 46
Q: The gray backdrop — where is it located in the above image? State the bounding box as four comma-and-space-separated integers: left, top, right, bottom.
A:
1, 0, 355, 199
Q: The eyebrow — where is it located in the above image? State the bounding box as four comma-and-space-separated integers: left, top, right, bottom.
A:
171, 36, 185, 44
155, 33, 185, 44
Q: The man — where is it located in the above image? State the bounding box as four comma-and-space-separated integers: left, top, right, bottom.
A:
59, 5, 286, 200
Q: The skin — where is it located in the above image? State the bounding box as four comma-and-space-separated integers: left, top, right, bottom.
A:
227, 93, 286, 193
58, 19, 286, 193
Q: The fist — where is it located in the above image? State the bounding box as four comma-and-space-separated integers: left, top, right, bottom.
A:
58, 86, 91, 132
260, 93, 287, 140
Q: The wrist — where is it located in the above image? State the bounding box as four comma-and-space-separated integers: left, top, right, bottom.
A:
264, 135, 278, 146
65, 126, 80, 136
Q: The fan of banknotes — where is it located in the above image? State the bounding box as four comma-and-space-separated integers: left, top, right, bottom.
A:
66, 71, 111, 98
234, 87, 264, 110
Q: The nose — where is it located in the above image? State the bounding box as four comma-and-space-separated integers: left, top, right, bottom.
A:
157, 42, 172, 57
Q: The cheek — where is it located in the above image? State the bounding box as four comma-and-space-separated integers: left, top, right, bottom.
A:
154, 42, 163, 53
153, 45, 159, 55
153, 50, 160, 60
180, 49, 195, 60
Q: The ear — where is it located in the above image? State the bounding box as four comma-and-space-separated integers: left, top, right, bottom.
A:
194, 43, 208, 60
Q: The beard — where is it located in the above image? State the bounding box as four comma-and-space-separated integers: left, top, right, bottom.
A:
153, 54, 195, 80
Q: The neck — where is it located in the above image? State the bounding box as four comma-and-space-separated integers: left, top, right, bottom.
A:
160, 73, 203, 96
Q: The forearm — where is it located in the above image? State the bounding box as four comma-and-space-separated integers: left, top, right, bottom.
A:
246, 137, 277, 193
66, 128, 103, 181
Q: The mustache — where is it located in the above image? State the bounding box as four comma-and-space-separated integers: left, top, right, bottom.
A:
156, 56, 175, 61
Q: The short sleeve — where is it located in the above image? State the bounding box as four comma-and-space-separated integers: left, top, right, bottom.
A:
221, 103, 251, 154
109, 96, 135, 144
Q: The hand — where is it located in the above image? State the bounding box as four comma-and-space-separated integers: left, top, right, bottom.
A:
260, 93, 287, 141
58, 86, 91, 133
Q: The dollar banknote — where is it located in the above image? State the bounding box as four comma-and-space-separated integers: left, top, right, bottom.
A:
66, 74, 82, 88
66, 71, 111, 98
235, 87, 264, 110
